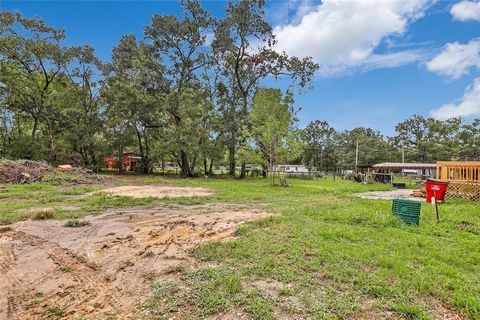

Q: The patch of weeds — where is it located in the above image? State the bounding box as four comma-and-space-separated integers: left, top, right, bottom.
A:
0, 226, 12, 233
64, 219, 91, 228
143, 251, 155, 258
301, 286, 358, 319
391, 302, 427, 319
163, 264, 186, 275
59, 266, 72, 273
350, 216, 369, 226
186, 268, 243, 317
143, 271, 157, 283
25, 292, 44, 309
118, 259, 134, 271
60, 186, 95, 195
103, 309, 119, 320
245, 290, 275, 320
42, 305, 65, 319
144, 282, 181, 319
31, 210, 54, 220
363, 284, 397, 298
194, 241, 227, 262
278, 286, 293, 297
0, 218, 13, 225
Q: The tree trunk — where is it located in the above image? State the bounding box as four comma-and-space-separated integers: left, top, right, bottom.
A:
208, 160, 214, 176
31, 116, 39, 143
46, 120, 56, 164
180, 151, 194, 177
190, 153, 197, 174
118, 145, 125, 174
240, 161, 246, 179
229, 146, 236, 176
88, 147, 98, 172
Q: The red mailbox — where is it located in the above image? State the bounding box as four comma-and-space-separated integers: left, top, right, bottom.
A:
425, 179, 448, 203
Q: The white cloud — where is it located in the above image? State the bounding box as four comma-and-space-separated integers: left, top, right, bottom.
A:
273, 0, 433, 75
316, 49, 430, 77
426, 39, 480, 80
430, 78, 480, 120
450, 0, 480, 21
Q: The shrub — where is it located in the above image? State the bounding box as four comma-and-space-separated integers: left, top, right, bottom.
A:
64, 219, 91, 228
31, 210, 54, 220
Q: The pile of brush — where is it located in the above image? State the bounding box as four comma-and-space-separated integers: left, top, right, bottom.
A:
0, 160, 56, 184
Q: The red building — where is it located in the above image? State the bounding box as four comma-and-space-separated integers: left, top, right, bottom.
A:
105, 153, 141, 171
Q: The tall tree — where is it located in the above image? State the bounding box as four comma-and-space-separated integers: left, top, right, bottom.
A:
392, 115, 463, 162
144, 0, 213, 176
335, 128, 392, 168
302, 120, 336, 171
250, 88, 297, 186
212, 0, 318, 177
0, 12, 83, 162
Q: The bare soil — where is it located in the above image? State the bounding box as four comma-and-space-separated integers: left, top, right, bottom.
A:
103, 185, 216, 198
0, 202, 270, 319
355, 189, 420, 201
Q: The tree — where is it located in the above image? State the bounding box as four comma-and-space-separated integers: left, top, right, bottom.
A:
212, 0, 318, 177
391, 115, 463, 162
458, 119, 480, 160
102, 35, 162, 173
335, 128, 393, 169
250, 88, 297, 186
144, 0, 213, 176
302, 120, 336, 171
0, 12, 84, 162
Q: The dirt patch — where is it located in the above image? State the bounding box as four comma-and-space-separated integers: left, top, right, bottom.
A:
103, 185, 216, 198
356, 189, 421, 201
0, 202, 270, 319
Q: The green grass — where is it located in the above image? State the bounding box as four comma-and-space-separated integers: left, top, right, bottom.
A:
1, 174, 479, 319
0, 178, 156, 224
135, 175, 479, 319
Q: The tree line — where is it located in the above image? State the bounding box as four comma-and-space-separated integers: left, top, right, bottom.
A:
1, 2, 479, 177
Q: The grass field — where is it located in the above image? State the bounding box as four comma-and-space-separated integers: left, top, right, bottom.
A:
1, 175, 479, 319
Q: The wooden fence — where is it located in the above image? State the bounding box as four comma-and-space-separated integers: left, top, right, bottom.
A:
446, 181, 480, 201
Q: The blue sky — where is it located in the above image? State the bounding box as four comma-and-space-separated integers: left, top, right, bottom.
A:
1, 0, 480, 137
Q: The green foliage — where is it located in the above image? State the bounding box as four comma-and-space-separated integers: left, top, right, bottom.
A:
31, 210, 54, 220
251, 88, 298, 185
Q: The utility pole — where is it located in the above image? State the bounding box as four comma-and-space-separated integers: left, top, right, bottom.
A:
402, 147, 405, 163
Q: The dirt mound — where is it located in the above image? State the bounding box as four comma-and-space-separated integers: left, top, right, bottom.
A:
0, 160, 56, 184
0, 203, 270, 319
103, 185, 215, 198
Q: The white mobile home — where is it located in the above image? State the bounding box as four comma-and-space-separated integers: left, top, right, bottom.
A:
272, 165, 309, 173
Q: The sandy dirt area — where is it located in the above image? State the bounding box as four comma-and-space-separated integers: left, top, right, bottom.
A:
0, 202, 269, 319
356, 189, 421, 201
103, 185, 216, 198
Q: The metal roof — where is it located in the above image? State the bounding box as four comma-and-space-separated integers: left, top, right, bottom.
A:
372, 162, 437, 170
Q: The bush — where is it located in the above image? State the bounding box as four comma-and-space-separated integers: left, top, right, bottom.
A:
64, 219, 91, 227
31, 210, 54, 220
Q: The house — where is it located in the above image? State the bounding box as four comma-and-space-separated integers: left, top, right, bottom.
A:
272, 165, 310, 173
105, 153, 142, 171
371, 162, 437, 177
